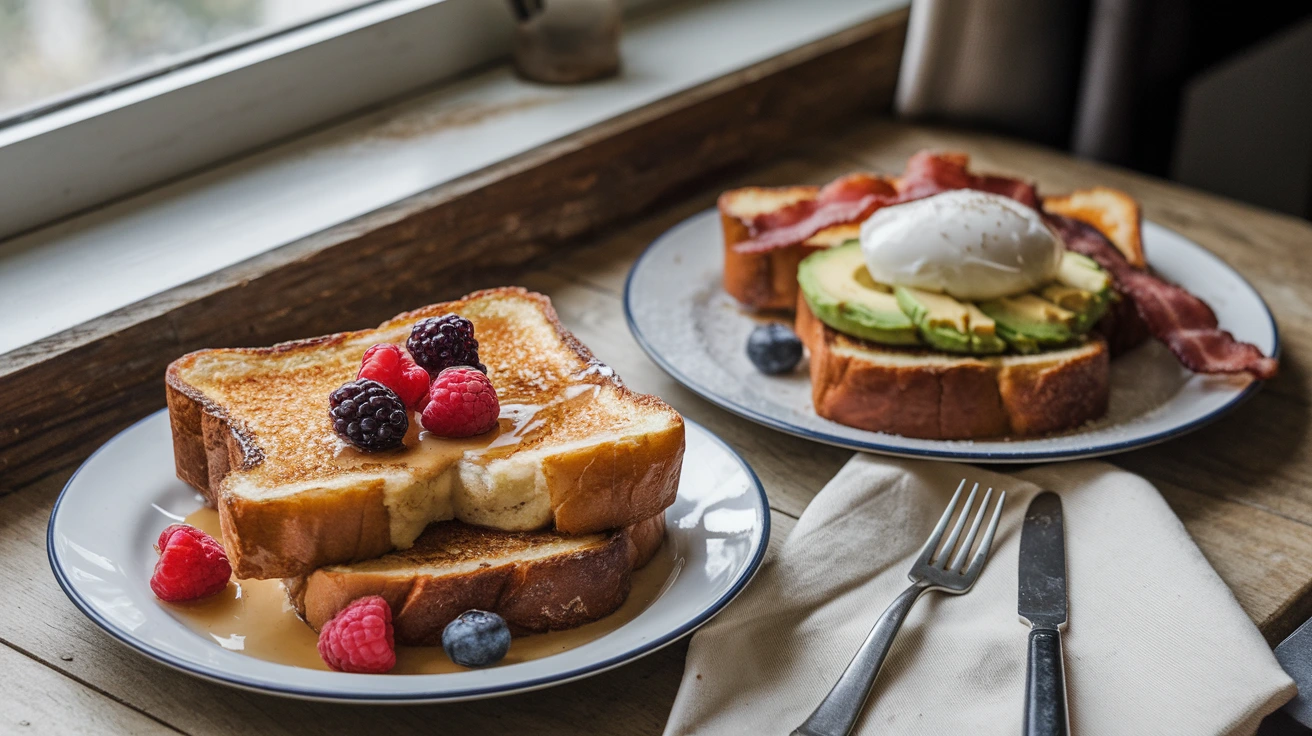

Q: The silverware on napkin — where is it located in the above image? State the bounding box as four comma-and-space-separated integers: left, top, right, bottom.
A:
792, 480, 1006, 736
1018, 491, 1070, 736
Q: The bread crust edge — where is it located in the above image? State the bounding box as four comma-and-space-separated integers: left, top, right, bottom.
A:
797, 297, 1109, 440
288, 513, 668, 646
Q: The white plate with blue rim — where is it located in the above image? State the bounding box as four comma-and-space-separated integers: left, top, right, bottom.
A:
624, 208, 1278, 463
48, 410, 768, 703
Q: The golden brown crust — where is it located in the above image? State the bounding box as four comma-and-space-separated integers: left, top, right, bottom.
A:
719, 187, 822, 311
796, 298, 1109, 440
165, 287, 684, 579
289, 514, 667, 645
1043, 187, 1145, 268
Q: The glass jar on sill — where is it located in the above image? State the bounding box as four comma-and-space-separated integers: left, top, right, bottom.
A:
510, 0, 621, 84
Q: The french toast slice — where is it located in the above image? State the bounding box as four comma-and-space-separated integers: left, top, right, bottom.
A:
286, 513, 666, 645
796, 296, 1109, 439
166, 288, 684, 579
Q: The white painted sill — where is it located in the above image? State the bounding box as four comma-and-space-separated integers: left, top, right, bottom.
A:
0, 0, 906, 356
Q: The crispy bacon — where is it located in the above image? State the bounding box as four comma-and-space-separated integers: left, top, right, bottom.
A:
742, 174, 896, 252
1046, 214, 1277, 380
899, 150, 1040, 209
739, 151, 1037, 252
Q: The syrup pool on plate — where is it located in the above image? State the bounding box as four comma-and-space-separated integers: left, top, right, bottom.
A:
165, 508, 678, 673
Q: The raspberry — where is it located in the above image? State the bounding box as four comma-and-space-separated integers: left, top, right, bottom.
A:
407, 315, 486, 375
150, 524, 231, 602
317, 596, 396, 674
358, 343, 430, 410
421, 367, 500, 437
329, 379, 409, 451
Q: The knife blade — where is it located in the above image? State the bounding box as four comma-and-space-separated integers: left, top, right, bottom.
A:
1019, 491, 1067, 628
1018, 491, 1069, 736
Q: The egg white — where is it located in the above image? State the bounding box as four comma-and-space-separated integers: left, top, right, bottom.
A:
859, 190, 1064, 301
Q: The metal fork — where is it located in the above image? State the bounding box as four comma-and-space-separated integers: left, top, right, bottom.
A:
792, 480, 1007, 736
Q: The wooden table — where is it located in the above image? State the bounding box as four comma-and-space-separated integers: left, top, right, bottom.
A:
4, 118, 1311, 734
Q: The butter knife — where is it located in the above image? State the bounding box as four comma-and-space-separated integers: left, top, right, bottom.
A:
1018, 491, 1069, 736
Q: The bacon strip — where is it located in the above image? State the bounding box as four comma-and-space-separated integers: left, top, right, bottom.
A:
1046, 214, 1277, 380
899, 150, 1040, 209
739, 151, 1037, 252
742, 174, 896, 253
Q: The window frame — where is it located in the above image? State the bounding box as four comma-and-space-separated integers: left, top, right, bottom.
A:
0, 0, 522, 240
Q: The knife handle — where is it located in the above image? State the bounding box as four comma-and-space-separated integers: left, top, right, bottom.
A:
1024, 627, 1069, 736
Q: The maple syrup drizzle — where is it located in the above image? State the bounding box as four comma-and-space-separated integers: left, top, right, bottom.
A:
167, 508, 676, 673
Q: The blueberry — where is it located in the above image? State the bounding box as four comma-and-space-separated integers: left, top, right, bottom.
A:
746, 323, 803, 375
442, 610, 511, 667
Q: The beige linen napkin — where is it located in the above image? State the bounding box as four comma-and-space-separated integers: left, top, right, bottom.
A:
665, 456, 1295, 735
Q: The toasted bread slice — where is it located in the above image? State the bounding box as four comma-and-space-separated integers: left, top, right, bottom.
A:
797, 297, 1109, 439
720, 185, 821, 310
287, 513, 666, 645
1043, 187, 1145, 268
166, 288, 685, 579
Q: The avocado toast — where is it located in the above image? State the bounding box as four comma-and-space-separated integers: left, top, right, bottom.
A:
721, 150, 1277, 440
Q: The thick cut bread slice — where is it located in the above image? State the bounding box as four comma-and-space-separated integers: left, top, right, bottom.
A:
797, 297, 1109, 439
1043, 187, 1144, 268
166, 288, 684, 579
286, 513, 666, 645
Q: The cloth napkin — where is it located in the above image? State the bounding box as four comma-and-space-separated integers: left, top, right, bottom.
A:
665, 456, 1295, 735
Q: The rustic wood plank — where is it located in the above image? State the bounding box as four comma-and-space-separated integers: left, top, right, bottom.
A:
0, 643, 182, 735
0, 9, 909, 493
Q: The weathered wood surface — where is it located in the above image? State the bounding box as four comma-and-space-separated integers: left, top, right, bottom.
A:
0, 9, 909, 492
3, 107, 1312, 736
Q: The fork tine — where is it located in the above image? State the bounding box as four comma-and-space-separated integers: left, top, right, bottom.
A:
934, 482, 978, 568
914, 480, 965, 568
964, 490, 1007, 580
948, 487, 992, 572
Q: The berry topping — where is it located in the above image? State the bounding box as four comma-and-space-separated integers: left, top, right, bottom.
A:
150, 524, 231, 602
329, 379, 409, 451
420, 367, 500, 438
407, 314, 486, 375
317, 596, 396, 674
357, 343, 430, 410
442, 610, 511, 668
746, 323, 804, 375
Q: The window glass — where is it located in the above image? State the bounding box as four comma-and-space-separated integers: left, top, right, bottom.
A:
0, 0, 374, 117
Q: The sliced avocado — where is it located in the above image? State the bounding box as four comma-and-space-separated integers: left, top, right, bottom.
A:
798, 243, 921, 345
1056, 252, 1111, 294
1040, 283, 1108, 333
895, 286, 1007, 355
1043, 252, 1113, 332
977, 294, 1077, 352
964, 303, 1009, 354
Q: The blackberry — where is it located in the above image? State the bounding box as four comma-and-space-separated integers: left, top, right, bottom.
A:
746, 323, 803, 375
329, 379, 408, 451
407, 314, 486, 374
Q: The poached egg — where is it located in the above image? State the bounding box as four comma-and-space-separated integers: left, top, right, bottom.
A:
858, 189, 1063, 301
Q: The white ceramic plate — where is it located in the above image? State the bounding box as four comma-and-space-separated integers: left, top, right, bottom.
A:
625, 209, 1279, 462
48, 411, 768, 703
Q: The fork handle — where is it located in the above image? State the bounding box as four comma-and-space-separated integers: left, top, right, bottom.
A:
792, 580, 930, 736
1023, 626, 1069, 736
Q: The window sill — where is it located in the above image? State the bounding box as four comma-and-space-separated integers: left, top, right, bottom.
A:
0, 0, 909, 490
